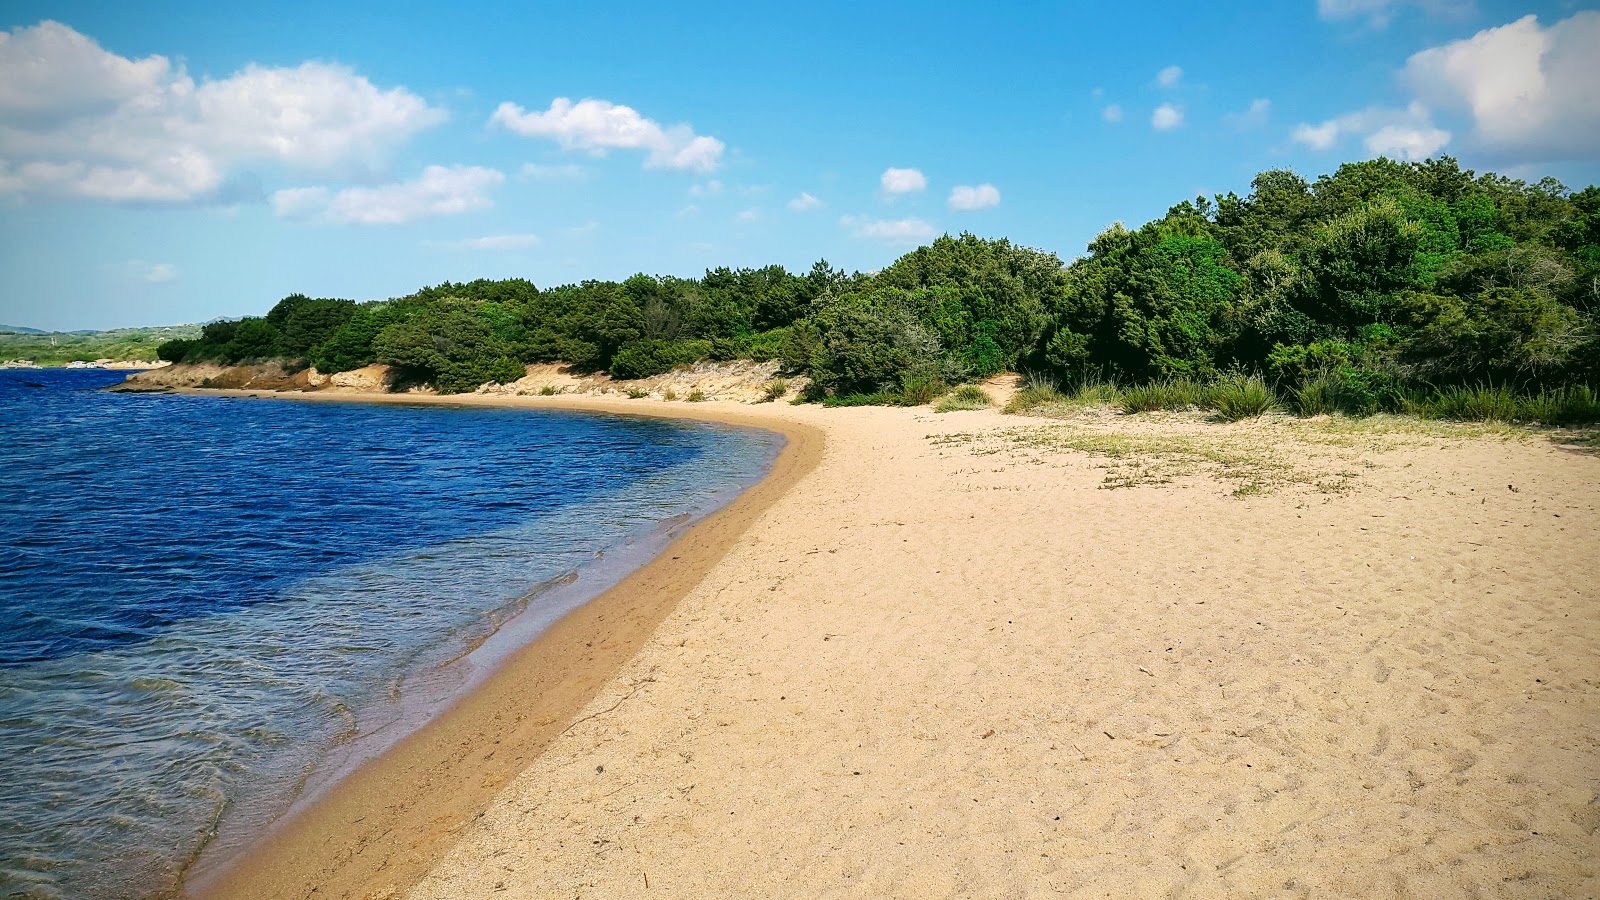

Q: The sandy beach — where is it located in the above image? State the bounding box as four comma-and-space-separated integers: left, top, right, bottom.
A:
192, 389, 1599, 899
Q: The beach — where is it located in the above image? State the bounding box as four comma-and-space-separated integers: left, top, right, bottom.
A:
192, 389, 1599, 899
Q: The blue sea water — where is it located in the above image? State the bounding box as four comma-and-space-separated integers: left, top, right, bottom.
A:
0, 369, 780, 899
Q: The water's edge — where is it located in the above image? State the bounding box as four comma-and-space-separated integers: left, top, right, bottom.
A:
165, 389, 807, 899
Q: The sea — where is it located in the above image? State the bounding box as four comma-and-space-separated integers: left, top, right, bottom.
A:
0, 368, 781, 898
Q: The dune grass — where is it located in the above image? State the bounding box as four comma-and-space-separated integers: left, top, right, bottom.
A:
935, 384, 992, 412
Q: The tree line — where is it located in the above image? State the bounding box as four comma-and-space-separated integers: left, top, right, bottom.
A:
160, 156, 1598, 414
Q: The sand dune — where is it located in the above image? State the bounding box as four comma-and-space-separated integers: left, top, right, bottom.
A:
382, 399, 1599, 899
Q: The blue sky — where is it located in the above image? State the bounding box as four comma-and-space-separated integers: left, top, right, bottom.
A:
2, 0, 1597, 330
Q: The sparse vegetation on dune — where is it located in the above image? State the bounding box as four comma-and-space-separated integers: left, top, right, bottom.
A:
935, 384, 992, 412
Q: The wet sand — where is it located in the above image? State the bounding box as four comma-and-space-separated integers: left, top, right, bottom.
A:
192, 391, 1600, 899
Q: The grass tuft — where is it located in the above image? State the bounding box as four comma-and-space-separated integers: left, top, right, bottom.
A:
935, 384, 992, 412
1210, 375, 1277, 421
759, 378, 788, 403
1120, 378, 1208, 413
687, 388, 707, 402
537, 384, 561, 396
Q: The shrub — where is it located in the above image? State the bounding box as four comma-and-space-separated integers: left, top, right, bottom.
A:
625, 387, 649, 399
538, 384, 560, 396
663, 388, 678, 401
1427, 384, 1519, 421
1210, 375, 1278, 421
1004, 372, 1063, 414
1292, 371, 1340, 416
898, 373, 948, 406
760, 379, 788, 403
687, 388, 707, 402
156, 338, 199, 363
822, 391, 899, 407
1120, 378, 1208, 413
1525, 385, 1600, 425
935, 384, 992, 412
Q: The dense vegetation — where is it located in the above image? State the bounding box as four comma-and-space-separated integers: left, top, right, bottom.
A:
2, 324, 202, 367
160, 156, 1598, 422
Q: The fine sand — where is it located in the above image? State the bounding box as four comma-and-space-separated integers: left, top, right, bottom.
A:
191, 389, 1599, 899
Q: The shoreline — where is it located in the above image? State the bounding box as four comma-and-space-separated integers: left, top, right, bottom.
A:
183, 389, 825, 899
137, 384, 1600, 897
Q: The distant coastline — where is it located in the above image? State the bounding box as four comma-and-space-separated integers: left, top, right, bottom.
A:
2, 358, 169, 369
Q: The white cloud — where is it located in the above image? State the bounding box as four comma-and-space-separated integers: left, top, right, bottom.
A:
1290, 102, 1450, 160
271, 186, 330, 219
1102, 104, 1124, 123
737, 208, 759, 222
788, 191, 822, 211
880, 167, 927, 195
272, 165, 504, 224
1151, 104, 1184, 130
947, 183, 1000, 211
437, 233, 540, 251
0, 21, 445, 204
490, 96, 724, 173
1402, 12, 1600, 161
675, 204, 699, 218
688, 179, 723, 197
519, 163, 586, 182
1226, 98, 1272, 130
841, 214, 936, 245
1316, 0, 1472, 28
119, 260, 178, 283
1156, 65, 1183, 88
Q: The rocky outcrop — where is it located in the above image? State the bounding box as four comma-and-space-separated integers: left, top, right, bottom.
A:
112, 362, 327, 392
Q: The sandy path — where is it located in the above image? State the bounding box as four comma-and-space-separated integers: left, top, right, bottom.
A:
399, 402, 1599, 899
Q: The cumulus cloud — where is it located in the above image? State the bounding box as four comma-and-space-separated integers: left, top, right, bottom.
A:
272, 165, 504, 224
490, 97, 724, 173
1156, 65, 1183, 88
736, 208, 759, 222
436, 233, 540, 251
841, 214, 936, 245
0, 20, 444, 204
947, 183, 1000, 211
1402, 12, 1600, 161
1290, 102, 1451, 160
1316, 0, 1472, 28
1102, 104, 1124, 123
788, 191, 822, 211
880, 167, 927, 195
1151, 104, 1184, 130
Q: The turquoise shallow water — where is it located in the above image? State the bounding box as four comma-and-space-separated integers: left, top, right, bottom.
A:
0, 369, 779, 898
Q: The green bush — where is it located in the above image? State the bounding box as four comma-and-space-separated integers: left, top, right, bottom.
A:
1525, 385, 1600, 425
156, 338, 199, 363
1427, 384, 1521, 421
1120, 378, 1209, 413
935, 384, 992, 412
687, 388, 707, 402
1210, 375, 1278, 421
898, 372, 948, 406
759, 379, 788, 403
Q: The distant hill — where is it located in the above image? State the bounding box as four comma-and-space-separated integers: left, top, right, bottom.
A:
0, 323, 204, 366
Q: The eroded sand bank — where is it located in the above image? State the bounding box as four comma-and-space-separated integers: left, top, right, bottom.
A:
196, 391, 1598, 899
